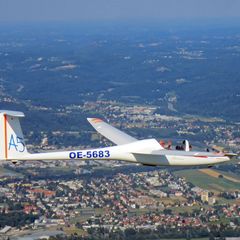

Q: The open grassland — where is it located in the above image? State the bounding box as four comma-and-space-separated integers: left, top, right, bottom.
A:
174, 169, 240, 192
171, 205, 204, 214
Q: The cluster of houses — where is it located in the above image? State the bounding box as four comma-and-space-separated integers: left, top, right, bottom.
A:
80, 100, 240, 151
1, 169, 240, 235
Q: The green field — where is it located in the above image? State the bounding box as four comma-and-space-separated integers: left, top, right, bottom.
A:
174, 169, 240, 192
70, 208, 107, 224
217, 170, 240, 181
64, 227, 87, 236
171, 205, 203, 214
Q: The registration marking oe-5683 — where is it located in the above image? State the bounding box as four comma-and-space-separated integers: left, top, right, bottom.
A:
69, 150, 110, 159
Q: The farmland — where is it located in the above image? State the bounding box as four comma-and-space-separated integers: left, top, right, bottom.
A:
174, 169, 240, 192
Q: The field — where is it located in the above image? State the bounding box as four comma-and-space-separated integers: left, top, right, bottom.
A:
63, 227, 87, 236
70, 208, 108, 224
199, 169, 240, 183
0, 166, 22, 178
174, 169, 240, 192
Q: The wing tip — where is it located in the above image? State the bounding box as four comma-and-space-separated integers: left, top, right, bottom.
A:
87, 118, 103, 124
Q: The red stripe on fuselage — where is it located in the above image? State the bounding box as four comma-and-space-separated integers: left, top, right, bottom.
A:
194, 155, 208, 158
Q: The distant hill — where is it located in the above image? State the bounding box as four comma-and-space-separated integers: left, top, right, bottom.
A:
0, 22, 240, 121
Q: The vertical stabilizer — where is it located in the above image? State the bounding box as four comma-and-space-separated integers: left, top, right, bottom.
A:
0, 110, 28, 161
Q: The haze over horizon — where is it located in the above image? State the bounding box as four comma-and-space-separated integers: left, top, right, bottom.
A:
1, 0, 240, 23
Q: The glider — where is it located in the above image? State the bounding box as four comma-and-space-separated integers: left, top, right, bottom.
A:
0, 110, 236, 166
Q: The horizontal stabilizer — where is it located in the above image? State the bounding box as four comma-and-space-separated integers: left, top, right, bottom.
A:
0, 110, 25, 118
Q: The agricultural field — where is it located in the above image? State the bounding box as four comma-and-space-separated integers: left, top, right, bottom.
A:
174, 169, 240, 192
199, 169, 240, 183
0, 166, 22, 178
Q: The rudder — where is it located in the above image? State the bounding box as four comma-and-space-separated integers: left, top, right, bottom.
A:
0, 110, 28, 161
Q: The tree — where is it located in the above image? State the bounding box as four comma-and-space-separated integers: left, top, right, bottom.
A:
125, 228, 136, 237
163, 208, 172, 215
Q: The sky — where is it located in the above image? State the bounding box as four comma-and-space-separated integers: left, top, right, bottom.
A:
0, 0, 240, 23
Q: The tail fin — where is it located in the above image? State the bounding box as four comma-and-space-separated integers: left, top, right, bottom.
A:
0, 110, 29, 161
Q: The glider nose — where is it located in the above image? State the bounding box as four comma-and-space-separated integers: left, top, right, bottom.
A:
223, 152, 238, 159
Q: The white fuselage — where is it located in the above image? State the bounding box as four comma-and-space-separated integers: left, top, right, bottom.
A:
11, 139, 230, 166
